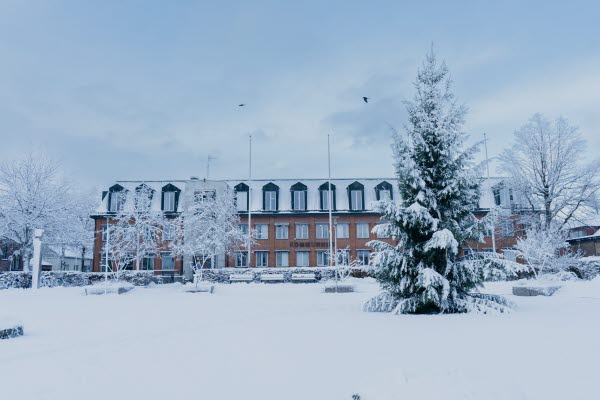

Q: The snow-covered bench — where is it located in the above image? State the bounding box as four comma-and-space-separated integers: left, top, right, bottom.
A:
260, 273, 285, 282
229, 274, 254, 283
84, 285, 134, 295
291, 273, 317, 282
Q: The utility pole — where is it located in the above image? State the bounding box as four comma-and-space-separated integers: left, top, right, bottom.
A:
484, 133, 497, 253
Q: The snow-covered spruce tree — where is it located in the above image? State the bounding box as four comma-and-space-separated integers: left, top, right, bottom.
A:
366, 50, 511, 314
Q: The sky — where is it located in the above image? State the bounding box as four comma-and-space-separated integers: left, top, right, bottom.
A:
1, 0, 599, 192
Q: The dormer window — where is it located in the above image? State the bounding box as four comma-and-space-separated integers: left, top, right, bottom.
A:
291, 182, 307, 211
319, 182, 336, 211
108, 184, 126, 213
134, 184, 154, 211
262, 182, 279, 211
375, 181, 393, 201
161, 184, 181, 212
347, 181, 365, 211
493, 187, 502, 206
234, 183, 250, 212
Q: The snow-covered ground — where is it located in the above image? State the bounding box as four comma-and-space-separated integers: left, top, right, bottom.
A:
1, 278, 599, 400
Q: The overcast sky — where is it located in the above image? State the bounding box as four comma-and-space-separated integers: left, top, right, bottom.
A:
1, 1, 599, 191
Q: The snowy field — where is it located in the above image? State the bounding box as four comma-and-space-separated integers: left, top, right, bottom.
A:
1, 278, 599, 400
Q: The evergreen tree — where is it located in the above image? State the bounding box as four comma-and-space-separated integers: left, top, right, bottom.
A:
366, 50, 510, 314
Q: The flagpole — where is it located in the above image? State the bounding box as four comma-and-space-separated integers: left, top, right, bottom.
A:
327, 134, 337, 290
247, 134, 252, 268
484, 133, 497, 253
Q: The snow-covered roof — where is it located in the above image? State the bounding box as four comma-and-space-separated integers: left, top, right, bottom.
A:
44, 245, 93, 260
94, 180, 189, 214
225, 178, 398, 213
93, 177, 513, 215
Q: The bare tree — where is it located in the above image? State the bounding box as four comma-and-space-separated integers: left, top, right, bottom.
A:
0, 153, 71, 271
515, 225, 580, 278
172, 187, 250, 285
108, 184, 167, 277
499, 113, 600, 229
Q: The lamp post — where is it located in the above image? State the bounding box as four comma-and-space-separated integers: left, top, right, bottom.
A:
484, 133, 497, 253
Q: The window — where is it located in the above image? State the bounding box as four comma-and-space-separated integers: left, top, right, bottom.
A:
256, 224, 269, 240
235, 252, 248, 267
503, 248, 517, 262
264, 191, 277, 211
291, 182, 308, 211
101, 224, 108, 241
350, 190, 363, 210
296, 223, 309, 239
375, 181, 394, 201
256, 251, 269, 267
316, 250, 330, 267
276, 251, 289, 267
236, 191, 248, 212
336, 223, 349, 239
316, 223, 329, 239
293, 190, 306, 211
276, 224, 289, 239
162, 223, 175, 241
239, 224, 248, 235
376, 223, 391, 238
109, 191, 125, 212
163, 192, 176, 212
234, 183, 250, 212
162, 253, 175, 270
141, 256, 154, 271
142, 225, 155, 241
161, 184, 180, 212
296, 251, 309, 267
337, 249, 350, 265
500, 220, 515, 237
262, 182, 279, 211
356, 223, 369, 239
493, 188, 502, 206
357, 250, 370, 266
100, 254, 114, 272
319, 182, 336, 211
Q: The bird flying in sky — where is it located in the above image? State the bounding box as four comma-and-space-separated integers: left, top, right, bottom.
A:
362, 97, 369, 103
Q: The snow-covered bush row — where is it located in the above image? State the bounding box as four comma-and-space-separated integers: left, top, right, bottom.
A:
0, 271, 165, 290
568, 258, 600, 280
200, 267, 368, 283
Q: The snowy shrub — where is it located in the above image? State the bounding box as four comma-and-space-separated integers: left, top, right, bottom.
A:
568, 258, 600, 280
515, 226, 581, 278
366, 49, 512, 314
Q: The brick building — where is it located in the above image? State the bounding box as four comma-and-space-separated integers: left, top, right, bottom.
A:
91, 176, 523, 277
